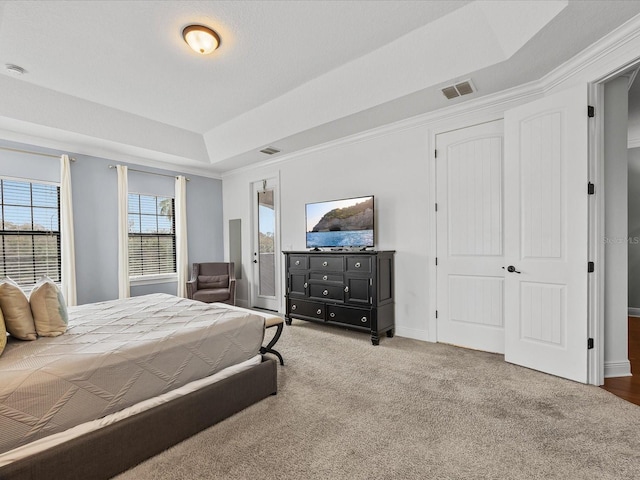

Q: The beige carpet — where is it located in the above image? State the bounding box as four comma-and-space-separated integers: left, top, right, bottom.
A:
115, 321, 640, 480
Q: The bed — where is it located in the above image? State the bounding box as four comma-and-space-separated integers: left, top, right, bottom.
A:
0, 293, 278, 480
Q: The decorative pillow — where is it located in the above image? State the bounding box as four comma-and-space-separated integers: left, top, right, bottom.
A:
30, 276, 68, 337
0, 277, 37, 340
0, 308, 7, 356
198, 274, 229, 289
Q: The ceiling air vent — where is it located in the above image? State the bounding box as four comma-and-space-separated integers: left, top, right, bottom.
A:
260, 147, 280, 155
441, 79, 475, 100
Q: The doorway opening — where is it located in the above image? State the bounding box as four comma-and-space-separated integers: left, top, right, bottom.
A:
251, 178, 280, 312
597, 62, 640, 402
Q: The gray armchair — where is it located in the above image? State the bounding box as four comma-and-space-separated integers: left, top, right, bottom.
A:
186, 262, 236, 305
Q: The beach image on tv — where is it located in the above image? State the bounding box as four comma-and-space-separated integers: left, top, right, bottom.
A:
306, 196, 373, 247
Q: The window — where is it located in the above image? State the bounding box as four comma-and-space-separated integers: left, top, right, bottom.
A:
128, 193, 176, 277
0, 179, 61, 286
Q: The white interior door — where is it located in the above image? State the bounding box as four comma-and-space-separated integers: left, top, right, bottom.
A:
504, 85, 589, 383
251, 179, 280, 311
436, 120, 505, 353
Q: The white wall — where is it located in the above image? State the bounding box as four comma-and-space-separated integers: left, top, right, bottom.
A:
223, 125, 432, 340
604, 75, 630, 377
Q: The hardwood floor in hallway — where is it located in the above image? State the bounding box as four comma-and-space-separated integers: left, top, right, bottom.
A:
602, 317, 640, 406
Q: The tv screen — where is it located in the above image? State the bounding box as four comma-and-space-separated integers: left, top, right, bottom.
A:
305, 195, 374, 248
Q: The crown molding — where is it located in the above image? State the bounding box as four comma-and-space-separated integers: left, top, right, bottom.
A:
0, 126, 222, 180
222, 80, 544, 178
542, 13, 640, 91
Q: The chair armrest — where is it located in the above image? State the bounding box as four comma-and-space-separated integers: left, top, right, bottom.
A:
186, 280, 197, 299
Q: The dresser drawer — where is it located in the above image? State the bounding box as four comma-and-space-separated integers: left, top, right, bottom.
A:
346, 256, 372, 273
288, 299, 325, 320
289, 255, 308, 270
309, 256, 344, 271
309, 283, 344, 302
327, 305, 371, 329
309, 272, 343, 282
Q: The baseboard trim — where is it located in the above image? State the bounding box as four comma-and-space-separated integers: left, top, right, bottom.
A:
628, 307, 640, 317
604, 360, 632, 378
394, 326, 431, 342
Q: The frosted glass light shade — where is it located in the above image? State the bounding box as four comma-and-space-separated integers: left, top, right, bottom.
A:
183, 25, 220, 55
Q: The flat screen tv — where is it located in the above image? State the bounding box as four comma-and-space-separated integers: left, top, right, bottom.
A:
305, 195, 374, 249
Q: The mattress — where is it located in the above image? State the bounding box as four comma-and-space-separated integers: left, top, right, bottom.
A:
0, 293, 265, 455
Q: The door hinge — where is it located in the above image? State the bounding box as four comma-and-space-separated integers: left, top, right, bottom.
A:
435, 203, 438, 212
435, 149, 438, 158
435, 310, 438, 319
588, 105, 595, 118
588, 261, 595, 273
588, 182, 595, 195
435, 257, 438, 266
587, 338, 594, 349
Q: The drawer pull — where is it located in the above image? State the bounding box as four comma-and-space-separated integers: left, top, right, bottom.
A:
295, 260, 300, 266
291, 304, 297, 311
361, 316, 367, 323
344, 286, 349, 293
322, 261, 328, 267
329, 312, 335, 318
304, 282, 308, 288
323, 289, 329, 296
317, 309, 322, 315
355, 262, 361, 268
323, 275, 328, 281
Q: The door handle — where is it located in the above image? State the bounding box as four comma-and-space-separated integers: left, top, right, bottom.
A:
502, 265, 521, 274
253, 259, 258, 263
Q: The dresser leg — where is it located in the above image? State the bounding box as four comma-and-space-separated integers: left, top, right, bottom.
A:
285, 317, 292, 326
371, 333, 380, 346
386, 328, 395, 338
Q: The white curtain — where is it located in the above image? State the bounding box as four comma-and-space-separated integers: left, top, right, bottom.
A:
175, 175, 188, 298
60, 155, 77, 306
117, 165, 130, 299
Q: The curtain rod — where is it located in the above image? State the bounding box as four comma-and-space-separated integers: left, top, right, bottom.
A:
108, 165, 190, 181
0, 146, 76, 161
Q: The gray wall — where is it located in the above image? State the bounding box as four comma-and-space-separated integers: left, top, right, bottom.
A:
0, 139, 224, 304
629, 147, 640, 307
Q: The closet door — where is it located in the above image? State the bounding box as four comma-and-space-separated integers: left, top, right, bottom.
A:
436, 120, 505, 353
504, 85, 589, 383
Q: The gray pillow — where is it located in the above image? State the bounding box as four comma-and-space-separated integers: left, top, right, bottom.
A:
198, 274, 229, 289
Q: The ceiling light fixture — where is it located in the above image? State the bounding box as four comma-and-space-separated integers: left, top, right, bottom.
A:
182, 25, 220, 55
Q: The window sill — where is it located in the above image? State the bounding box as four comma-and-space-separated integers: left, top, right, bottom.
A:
129, 274, 178, 286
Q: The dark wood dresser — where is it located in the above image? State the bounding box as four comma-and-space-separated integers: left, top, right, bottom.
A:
283, 250, 395, 345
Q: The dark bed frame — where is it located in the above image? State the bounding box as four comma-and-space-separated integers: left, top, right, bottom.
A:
0, 356, 277, 480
